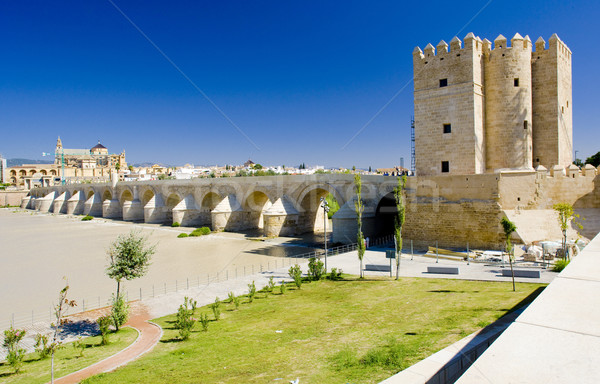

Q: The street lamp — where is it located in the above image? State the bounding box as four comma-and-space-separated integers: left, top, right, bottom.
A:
320, 197, 330, 272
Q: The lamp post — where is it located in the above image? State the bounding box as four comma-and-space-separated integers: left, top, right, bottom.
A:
320, 197, 330, 272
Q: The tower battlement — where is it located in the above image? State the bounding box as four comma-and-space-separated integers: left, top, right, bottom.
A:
413, 33, 573, 176
413, 32, 483, 63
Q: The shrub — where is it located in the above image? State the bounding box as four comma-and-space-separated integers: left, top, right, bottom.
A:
190, 227, 211, 237
177, 233, 189, 238
73, 337, 86, 357
200, 227, 211, 235
553, 259, 571, 272
175, 297, 197, 340
171, 222, 181, 227
267, 276, 275, 293
210, 297, 221, 320
34, 333, 51, 359
329, 268, 343, 281
247, 281, 257, 303
3, 327, 26, 373
228, 292, 240, 310
81, 215, 93, 221
280, 281, 287, 294
199, 313, 210, 331
288, 264, 303, 288
308, 257, 326, 281
97, 315, 112, 345
111, 293, 129, 332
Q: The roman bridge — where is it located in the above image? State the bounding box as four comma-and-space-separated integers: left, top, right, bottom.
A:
23, 174, 402, 244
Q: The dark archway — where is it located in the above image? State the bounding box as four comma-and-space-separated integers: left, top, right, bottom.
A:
374, 192, 398, 238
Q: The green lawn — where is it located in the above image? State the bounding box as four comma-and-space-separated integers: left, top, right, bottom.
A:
0, 327, 138, 383
81, 277, 545, 384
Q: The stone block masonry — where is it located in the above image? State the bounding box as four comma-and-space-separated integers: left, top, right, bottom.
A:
25, 168, 600, 251
413, 32, 572, 176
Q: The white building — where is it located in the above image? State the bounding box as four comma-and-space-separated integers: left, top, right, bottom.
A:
0, 154, 7, 184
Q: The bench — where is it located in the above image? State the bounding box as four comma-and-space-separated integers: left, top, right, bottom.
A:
501, 269, 541, 278
365, 264, 391, 272
427, 266, 459, 275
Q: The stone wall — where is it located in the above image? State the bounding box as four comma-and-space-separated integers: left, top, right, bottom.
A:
484, 34, 533, 171
531, 34, 573, 169
413, 34, 485, 176
413, 33, 572, 176
25, 170, 600, 250
0, 191, 29, 206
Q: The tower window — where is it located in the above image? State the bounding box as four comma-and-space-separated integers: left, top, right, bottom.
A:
439, 79, 448, 87
514, 78, 519, 87
443, 124, 452, 133
441, 161, 449, 173
562, 106, 564, 113
524, 120, 528, 130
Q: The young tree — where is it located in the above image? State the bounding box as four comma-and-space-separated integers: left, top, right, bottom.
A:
50, 280, 77, 383
500, 217, 517, 292
354, 174, 365, 278
3, 327, 27, 374
106, 230, 155, 330
394, 176, 407, 280
553, 202, 582, 261
175, 297, 197, 340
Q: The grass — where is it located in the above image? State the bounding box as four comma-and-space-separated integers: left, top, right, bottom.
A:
0, 327, 137, 383
81, 277, 544, 384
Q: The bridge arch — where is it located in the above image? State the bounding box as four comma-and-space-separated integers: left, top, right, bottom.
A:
120, 189, 134, 205
243, 190, 272, 230
296, 184, 342, 234
141, 188, 156, 207
101, 188, 113, 202
165, 192, 182, 223
200, 191, 223, 211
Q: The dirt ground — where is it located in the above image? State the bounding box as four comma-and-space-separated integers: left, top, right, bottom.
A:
0, 208, 311, 328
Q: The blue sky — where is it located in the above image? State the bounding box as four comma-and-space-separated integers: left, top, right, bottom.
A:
0, 1, 598, 168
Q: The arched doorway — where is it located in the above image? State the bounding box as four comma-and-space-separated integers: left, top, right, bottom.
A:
374, 192, 398, 238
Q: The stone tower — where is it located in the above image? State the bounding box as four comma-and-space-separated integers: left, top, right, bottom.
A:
531, 34, 573, 169
412, 33, 572, 176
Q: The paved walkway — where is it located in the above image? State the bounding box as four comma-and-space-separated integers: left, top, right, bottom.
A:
53, 303, 162, 384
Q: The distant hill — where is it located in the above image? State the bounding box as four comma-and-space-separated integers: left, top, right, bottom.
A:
7, 158, 53, 167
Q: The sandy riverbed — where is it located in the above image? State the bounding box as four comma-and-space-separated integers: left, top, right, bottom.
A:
0, 208, 314, 327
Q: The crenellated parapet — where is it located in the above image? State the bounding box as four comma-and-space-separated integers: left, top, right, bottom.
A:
413, 32, 573, 176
